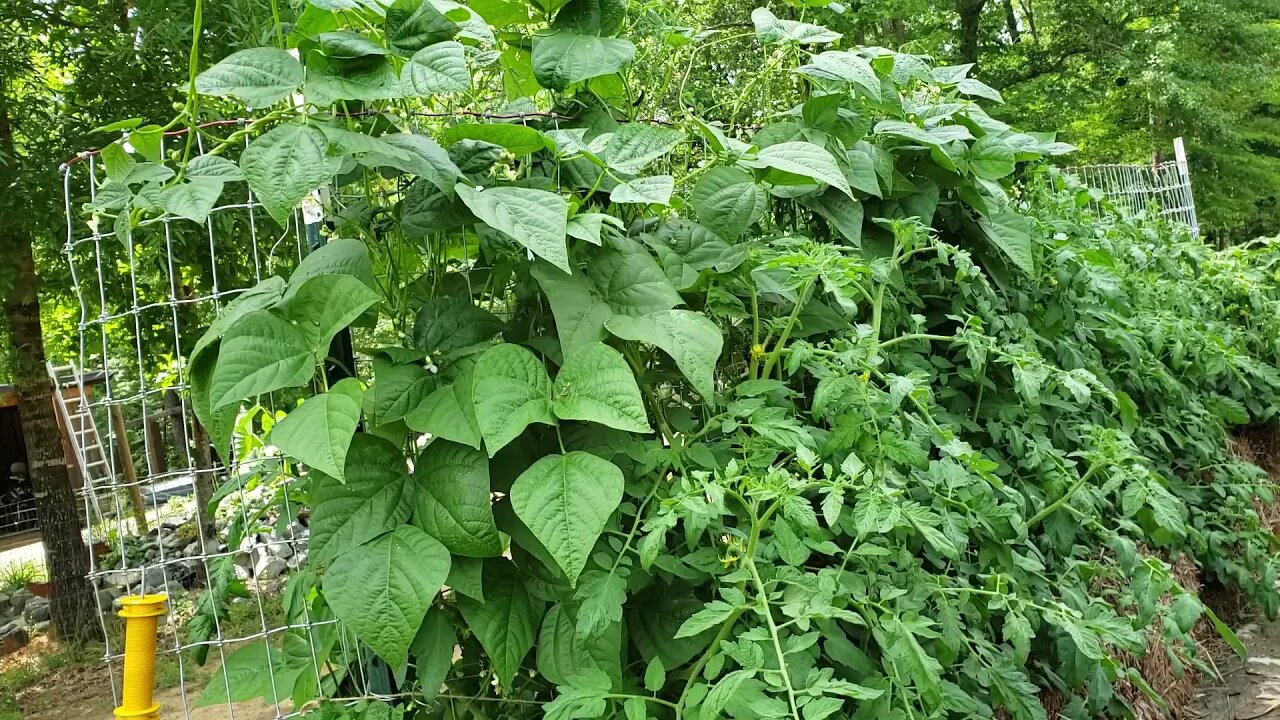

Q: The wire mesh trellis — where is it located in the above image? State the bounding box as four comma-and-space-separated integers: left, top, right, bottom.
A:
59, 121, 375, 720
1069, 137, 1200, 237
54, 118, 1203, 720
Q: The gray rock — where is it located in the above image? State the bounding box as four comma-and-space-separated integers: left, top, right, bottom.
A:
286, 549, 308, 570
9, 589, 32, 613
96, 589, 117, 610
105, 569, 141, 588
161, 532, 187, 550
276, 543, 295, 559
234, 564, 252, 581
0, 593, 10, 609
144, 548, 158, 562
163, 581, 184, 599
183, 542, 200, 558
254, 556, 288, 581
23, 597, 50, 625
30, 621, 49, 634
0, 621, 19, 637
1, 625, 29, 651
142, 566, 168, 590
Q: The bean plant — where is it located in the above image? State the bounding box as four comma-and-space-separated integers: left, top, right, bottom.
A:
86, 0, 1280, 718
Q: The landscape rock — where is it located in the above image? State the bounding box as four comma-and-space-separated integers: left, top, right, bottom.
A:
23, 597, 50, 624
96, 589, 117, 610
142, 565, 168, 589
254, 556, 287, 581
276, 543, 295, 559
0, 625, 28, 657
9, 589, 32, 613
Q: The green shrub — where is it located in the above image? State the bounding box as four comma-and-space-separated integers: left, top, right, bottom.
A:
89, 2, 1280, 718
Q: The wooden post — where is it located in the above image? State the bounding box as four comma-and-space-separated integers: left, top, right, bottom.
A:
144, 417, 167, 474
109, 405, 149, 534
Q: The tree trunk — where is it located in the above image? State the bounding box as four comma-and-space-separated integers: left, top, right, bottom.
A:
0, 78, 98, 644
1018, 0, 1039, 44
3, 249, 100, 644
1002, 0, 1021, 43
957, 0, 987, 64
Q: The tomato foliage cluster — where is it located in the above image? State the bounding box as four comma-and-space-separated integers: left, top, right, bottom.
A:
88, 1, 1280, 718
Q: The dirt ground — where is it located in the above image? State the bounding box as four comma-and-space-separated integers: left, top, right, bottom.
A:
1192, 614, 1280, 719
4, 636, 276, 720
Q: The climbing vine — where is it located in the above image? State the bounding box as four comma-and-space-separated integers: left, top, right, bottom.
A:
86, 1, 1280, 718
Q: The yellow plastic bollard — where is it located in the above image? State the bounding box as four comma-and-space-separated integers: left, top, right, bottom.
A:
114, 594, 169, 720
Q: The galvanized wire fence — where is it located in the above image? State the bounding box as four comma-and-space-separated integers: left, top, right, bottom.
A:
59, 122, 362, 720
54, 123, 1201, 720
1069, 137, 1200, 237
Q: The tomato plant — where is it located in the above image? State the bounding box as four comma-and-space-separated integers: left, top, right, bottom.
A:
88, 1, 1280, 718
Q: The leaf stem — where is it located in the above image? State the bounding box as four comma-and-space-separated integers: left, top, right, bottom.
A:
760, 277, 814, 378
1026, 463, 1103, 528
746, 554, 801, 720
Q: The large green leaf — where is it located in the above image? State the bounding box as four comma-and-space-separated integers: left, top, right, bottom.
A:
457, 559, 544, 688
209, 309, 315, 410
510, 451, 624, 584
605, 124, 685, 175
794, 51, 880, 97
412, 296, 504, 355
324, 524, 451, 665
411, 610, 456, 698
386, 0, 459, 54
610, 175, 674, 205
440, 124, 549, 155
472, 343, 556, 455
362, 133, 463, 195
195, 48, 304, 108
532, 31, 636, 91
552, 0, 625, 34
456, 184, 570, 273
269, 378, 363, 481
969, 134, 1016, 181
566, 213, 623, 246
284, 238, 377, 302
413, 440, 503, 557
692, 167, 767, 240
536, 603, 622, 686
552, 343, 650, 433
161, 179, 225, 224
404, 379, 483, 449
403, 41, 470, 94
317, 30, 389, 58
743, 141, 853, 199
751, 7, 841, 45
979, 209, 1035, 274
645, 219, 737, 284
799, 189, 863, 246
874, 120, 974, 147
369, 357, 434, 426
588, 237, 683, 316
278, 274, 380, 352
309, 435, 416, 565
185, 154, 245, 182
531, 262, 612, 356
241, 123, 341, 225
305, 54, 403, 105
605, 309, 722, 399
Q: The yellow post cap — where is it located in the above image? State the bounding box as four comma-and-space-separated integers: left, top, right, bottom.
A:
117, 594, 169, 619
113, 704, 160, 720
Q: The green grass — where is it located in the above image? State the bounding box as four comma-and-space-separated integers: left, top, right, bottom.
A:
0, 559, 46, 591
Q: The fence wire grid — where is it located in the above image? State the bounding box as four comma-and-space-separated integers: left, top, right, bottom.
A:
55, 123, 1201, 720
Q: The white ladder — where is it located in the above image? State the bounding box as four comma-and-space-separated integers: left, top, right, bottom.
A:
47, 361, 113, 522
